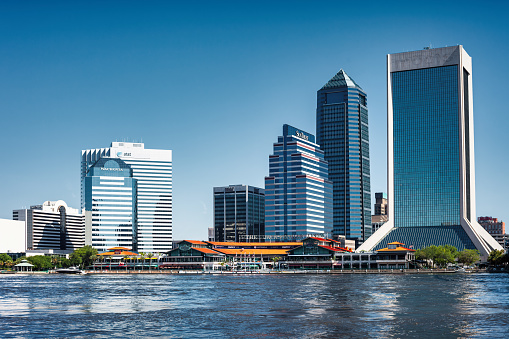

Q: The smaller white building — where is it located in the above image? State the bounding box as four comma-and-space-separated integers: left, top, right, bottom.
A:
0, 219, 25, 253
13, 200, 85, 253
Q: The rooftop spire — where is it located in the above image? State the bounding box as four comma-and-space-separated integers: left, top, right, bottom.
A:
321, 69, 362, 90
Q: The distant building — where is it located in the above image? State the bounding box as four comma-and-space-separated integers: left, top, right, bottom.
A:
265, 124, 333, 240
82, 142, 173, 253
374, 192, 387, 216
478, 217, 505, 235
478, 217, 507, 250
371, 215, 388, 234
13, 200, 84, 253
0, 218, 25, 253
208, 227, 215, 242
316, 69, 371, 243
213, 185, 265, 242
358, 45, 502, 260
372, 192, 388, 233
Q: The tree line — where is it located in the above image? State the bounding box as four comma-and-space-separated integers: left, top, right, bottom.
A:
0, 246, 99, 271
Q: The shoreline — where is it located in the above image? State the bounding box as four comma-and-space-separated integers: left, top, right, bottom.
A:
3, 268, 490, 275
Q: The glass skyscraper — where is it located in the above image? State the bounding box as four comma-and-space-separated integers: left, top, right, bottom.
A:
358, 46, 502, 260
213, 185, 265, 242
82, 142, 172, 253
83, 158, 137, 252
265, 124, 333, 240
316, 69, 371, 243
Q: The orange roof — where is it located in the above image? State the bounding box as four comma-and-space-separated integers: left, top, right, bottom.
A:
213, 248, 290, 255
192, 247, 223, 255
98, 251, 139, 256
208, 241, 302, 247
387, 242, 405, 245
378, 246, 415, 252
183, 240, 208, 245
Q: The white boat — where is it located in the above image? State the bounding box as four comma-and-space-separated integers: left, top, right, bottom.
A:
55, 267, 86, 274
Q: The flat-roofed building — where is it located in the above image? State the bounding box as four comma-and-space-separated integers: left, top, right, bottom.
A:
13, 200, 84, 253
82, 142, 172, 253
0, 218, 25, 253
213, 185, 265, 242
358, 46, 503, 260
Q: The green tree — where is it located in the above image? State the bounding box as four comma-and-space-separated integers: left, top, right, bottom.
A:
271, 256, 281, 270
140, 252, 146, 270
457, 249, 480, 266
416, 245, 457, 268
0, 253, 13, 268
60, 258, 71, 268
70, 253, 83, 267
148, 252, 153, 272
27, 255, 52, 271
71, 246, 98, 269
488, 250, 507, 266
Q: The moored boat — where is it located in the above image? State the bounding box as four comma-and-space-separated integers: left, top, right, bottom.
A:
55, 267, 86, 274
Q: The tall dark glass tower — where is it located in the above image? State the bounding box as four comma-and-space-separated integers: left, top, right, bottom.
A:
316, 70, 371, 244
358, 45, 502, 261
214, 185, 265, 242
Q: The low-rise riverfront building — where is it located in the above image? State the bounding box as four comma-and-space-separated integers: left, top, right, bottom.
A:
158, 239, 414, 270
94, 246, 144, 270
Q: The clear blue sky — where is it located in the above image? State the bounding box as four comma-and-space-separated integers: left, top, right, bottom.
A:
1, 1, 508, 239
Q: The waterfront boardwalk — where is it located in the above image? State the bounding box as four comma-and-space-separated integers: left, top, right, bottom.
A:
63, 268, 485, 275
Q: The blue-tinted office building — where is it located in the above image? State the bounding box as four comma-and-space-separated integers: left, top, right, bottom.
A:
265, 124, 333, 240
316, 69, 371, 243
83, 158, 137, 252
358, 46, 502, 260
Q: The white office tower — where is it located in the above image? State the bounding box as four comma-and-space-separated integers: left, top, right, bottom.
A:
13, 200, 85, 252
82, 142, 173, 253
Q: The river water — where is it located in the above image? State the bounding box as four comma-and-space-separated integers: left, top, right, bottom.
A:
0, 273, 508, 338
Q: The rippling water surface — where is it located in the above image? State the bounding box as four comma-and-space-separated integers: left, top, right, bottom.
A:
0, 273, 508, 338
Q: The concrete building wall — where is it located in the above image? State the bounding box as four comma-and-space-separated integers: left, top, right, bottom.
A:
0, 219, 25, 253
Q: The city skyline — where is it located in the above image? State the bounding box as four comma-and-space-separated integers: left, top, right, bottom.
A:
1, 2, 508, 240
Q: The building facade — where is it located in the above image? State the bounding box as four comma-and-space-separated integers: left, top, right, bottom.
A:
358, 46, 502, 260
83, 158, 137, 252
213, 185, 265, 242
0, 219, 26, 253
372, 192, 388, 233
13, 200, 84, 253
478, 216, 505, 236
82, 142, 172, 253
316, 69, 371, 244
265, 124, 333, 240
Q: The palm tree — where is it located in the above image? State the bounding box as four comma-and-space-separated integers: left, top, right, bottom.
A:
50, 255, 59, 269
271, 256, 281, 270
90, 254, 97, 271
108, 256, 113, 270
154, 252, 160, 271
139, 252, 146, 271
147, 253, 153, 272
123, 255, 129, 273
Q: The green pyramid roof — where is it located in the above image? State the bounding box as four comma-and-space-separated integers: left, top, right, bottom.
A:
321, 69, 362, 90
